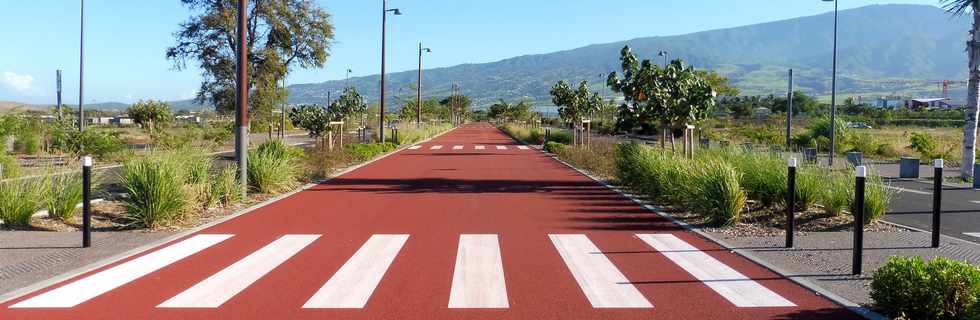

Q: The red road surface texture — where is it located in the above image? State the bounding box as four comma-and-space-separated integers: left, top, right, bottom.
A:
0, 123, 861, 319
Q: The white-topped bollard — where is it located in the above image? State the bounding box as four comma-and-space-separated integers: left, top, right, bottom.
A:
82, 156, 92, 248
786, 157, 798, 248
852, 165, 867, 275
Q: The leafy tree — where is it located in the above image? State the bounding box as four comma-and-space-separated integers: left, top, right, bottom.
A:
487, 99, 535, 123
551, 80, 602, 144
399, 97, 440, 122
329, 86, 368, 124
942, 0, 980, 179
608, 46, 716, 150
695, 70, 740, 97
167, 0, 335, 126
288, 104, 331, 148
128, 100, 173, 132
439, 94, 473, 122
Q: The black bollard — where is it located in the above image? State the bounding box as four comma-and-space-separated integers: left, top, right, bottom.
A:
933, 159, 944, 248
786, 158, 797, 248
82, 156, 92, 248
853, 166, 867, 275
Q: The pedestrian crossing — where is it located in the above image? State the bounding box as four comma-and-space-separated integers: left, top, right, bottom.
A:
404, 144, 534, 152
9, 233, 795, 310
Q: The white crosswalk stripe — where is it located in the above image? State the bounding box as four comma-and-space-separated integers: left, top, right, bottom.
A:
449, 235, 509, 308
549, 234, 653, 308
430, 145, 443, 150
408, 146, 422, 150
453, 145, 464, 150
475, 145, 486, 150
11, 234, 234, 308
496, 146, 508, 150
303, 235, 409, 308
636, 234, 795, 307
517, 146, 530, 150
158, 235, 320, 308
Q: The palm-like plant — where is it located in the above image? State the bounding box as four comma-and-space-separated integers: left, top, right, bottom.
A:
942, 0, 980, 179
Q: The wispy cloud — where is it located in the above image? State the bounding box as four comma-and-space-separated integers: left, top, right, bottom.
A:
2, 71, 35, 92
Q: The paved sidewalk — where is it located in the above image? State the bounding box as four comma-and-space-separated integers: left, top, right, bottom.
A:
0, 231, 173, 298
704, 230, 980, 307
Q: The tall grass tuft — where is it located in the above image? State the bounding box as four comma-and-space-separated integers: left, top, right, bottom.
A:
120, 152, 189, 228
0, 178, 47, 227
820, 170, 853, 216
691, 159, 746, 226
211, 164, 240, 206
858, 174, 894, 224
45, 172, 86, 221
248, 140, 300, 194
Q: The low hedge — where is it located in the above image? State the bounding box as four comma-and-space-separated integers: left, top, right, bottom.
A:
345, 142, 399, 162
544, 141, 568, 153
871, 256, 980, 319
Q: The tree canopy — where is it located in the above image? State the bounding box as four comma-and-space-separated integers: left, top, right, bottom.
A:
488, 99, 536, 123
550, 80, 603, 126
329, 86, 368, 122
128, 100, 173, 131
167, 0, 335, 123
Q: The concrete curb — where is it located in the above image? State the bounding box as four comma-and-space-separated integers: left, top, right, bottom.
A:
0, 126, 457, 304
521, 141, 887, 320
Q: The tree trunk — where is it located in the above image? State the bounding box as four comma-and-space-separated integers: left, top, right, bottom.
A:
660, 124, 667, 149
669, 127, 676, 153
963, 11, 980, 180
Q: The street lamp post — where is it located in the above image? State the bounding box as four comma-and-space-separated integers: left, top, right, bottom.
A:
346, 68, 352, 87
78, 0, 85, 132
417, 43, 431, 127
824, 0, 839, 167
380, 0, 401, 143
658, 50, 669, 67
236, 0, 250, 199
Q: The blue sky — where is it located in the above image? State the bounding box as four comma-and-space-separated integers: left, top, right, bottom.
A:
0, 0, 940, 104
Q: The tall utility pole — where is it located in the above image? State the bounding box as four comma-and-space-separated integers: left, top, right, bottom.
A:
56, 70, 63, 120
786, 69, 794, 149
825, 0, 839, 166
417, 43, 431, 127
78, 0, 85, 132
380, 0, 401, 143
236, 0, 250, 199
658, 50, 669, 67
346, 68, 352, 87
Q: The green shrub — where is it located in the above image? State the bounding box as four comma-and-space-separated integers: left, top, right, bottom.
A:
345, 142, 399, 162
394, 123, 453, 145
120, 152, 189, 228
0, 178, 47, 226
548, 130, 574, 145
871, 256, 980, 320
45, 172, 86, 221
50, 125, 127, 158
211, 165, 240, 206
544, 141, 568, 153
793, 167, 821, 211
909, 132, 938, 159
14, 129, 41, 155
248, 140, 300, 193
718, 150, 785, 206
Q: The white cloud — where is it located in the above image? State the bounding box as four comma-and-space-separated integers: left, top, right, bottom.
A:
2, 72, 35, 92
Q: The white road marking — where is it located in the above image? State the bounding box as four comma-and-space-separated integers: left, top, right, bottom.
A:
548, 234, 653, 308
408, 146, 422, 150
449, 235, 509, 308
885, 185, 931, 195
453, 145, 464, 150
430, 145, 443, 150
303, 235, 409, 308
964, 233, 980, 239
475, 146, 486, 150
496, 146, 508, 150
158, 235, 320, 308
636, 234, 795, 307
970, 201, 980, 206
11, 234, 233, 308
517, 146, 530, 150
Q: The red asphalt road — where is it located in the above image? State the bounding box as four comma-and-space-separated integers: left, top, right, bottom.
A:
0, 123, 860, 319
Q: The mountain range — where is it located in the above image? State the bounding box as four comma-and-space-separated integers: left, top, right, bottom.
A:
289, 4, 972, 108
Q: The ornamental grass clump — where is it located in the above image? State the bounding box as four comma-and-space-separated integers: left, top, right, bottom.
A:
0, 177, 47, 227
690, 159, 746, 226
857, 174, 894, 224
45, 172, 86, 222
121, 152, 188, 228
248, 140, 301, 194
210, 164, 240, 206
819, 170, 853, 216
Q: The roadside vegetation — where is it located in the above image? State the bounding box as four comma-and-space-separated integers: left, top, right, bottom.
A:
871, 256, 980, 320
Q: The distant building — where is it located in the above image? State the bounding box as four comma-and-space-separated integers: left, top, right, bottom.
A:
175, 115, 202, 123
872, 97, 904, 108
87, 117, 114, 125
111, 116, 134, 125
907, 98, 956, 109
